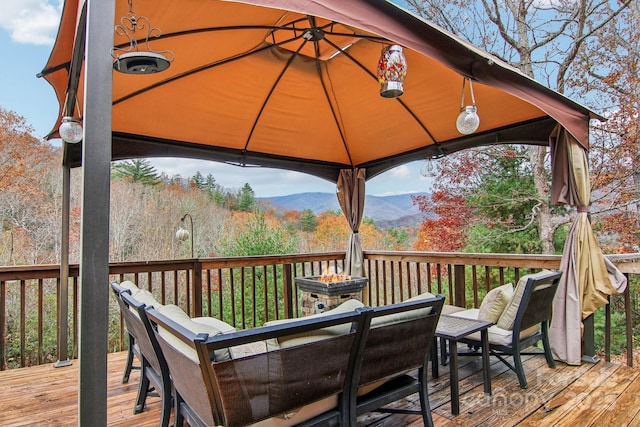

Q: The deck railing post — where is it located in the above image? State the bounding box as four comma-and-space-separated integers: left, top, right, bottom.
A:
624, 276, 633, 367
192, 260, 203, 317
0, 281, 5, 370
453, 264, 466, 308
283, 263, 294, 319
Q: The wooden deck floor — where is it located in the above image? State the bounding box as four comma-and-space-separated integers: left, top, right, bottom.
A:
1, 349, 640, 426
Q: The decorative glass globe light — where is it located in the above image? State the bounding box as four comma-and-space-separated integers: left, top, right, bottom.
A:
59, 116, 83, 144
175, 227, 190, 241
456, 78, 480, 135
456, 106, 480, 135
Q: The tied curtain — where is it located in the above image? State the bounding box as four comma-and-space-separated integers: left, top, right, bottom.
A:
337, 168, 366, 277
549, 125, 627, 365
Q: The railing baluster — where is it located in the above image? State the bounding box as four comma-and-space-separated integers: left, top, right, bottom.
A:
470, 266, 477, 307
374, 259, 380, 306
217, 269, 224, 322
173, 270, 179, 306
406, 261, 412, 299
262, 265, 269, 322
485, 267, 490, 293
73, 277, 78, 359
38, 278, 44, 365
0, 280, 7, 371
272, 265, 279, 320
605, 294, 611, 362
624, 275, 633, 367
0, 280, 5, 370
251, 266, 257, 327
230, 268, 236, 327
284, 264, 293, 319
20, 280, 26, 367
241, 268, 246, 329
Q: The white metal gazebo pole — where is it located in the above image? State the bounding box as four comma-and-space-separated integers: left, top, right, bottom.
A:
78, 0, 114, 424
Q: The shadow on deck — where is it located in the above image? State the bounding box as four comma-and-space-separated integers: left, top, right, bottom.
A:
1, 348, 639, 426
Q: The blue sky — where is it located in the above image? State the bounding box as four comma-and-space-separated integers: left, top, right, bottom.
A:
0, 0, 433, 197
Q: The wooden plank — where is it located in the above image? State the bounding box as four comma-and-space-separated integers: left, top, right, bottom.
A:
591, 369, 640, 426
452, 355, 566, 426
1, 350, 639, 427
518, 361, 619, 425
539, 364, 640, 426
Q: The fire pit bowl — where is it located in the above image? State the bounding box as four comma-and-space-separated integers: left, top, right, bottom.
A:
295, 275, 368, 296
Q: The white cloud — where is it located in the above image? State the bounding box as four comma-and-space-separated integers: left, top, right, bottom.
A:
0, 0, 61, 45
389, 164, 411, 178
148, 158, 335, 197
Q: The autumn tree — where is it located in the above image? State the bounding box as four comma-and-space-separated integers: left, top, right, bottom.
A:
413, 191, 471, 252
576, 2, 640, 251
0, 107, 61, 265
407, 0, 633, 253
220, 210, 297, 256
312, 211, 351, 251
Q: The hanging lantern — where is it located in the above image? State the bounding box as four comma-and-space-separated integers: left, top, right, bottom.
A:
175, 226, 190, 241
59, 116, 83, 144
456, 78, 480, 134
377, 45, 407, 98
111, 0, 174, 74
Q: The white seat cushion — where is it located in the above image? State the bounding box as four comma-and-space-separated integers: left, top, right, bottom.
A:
156, 304, 231, 362
118, 281, 140, 293
192, 316, 236, 334
451, 309, 538, 346
131, 288, 163, 309
264, 299, 365, 350
371, 292, 437, 328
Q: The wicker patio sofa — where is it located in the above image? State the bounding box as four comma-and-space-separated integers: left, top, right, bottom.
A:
111, 281, 236, 427
143, 293, 444, 426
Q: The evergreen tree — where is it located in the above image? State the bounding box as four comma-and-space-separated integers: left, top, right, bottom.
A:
464, 147, 543, 254
385, 228, 410, 250
112, 159, 161, 186
300, 209, 318, 232
192, 171, 205, 189
213, 188, 224, 206
205, 173, 217, 193
238, 183, 255, 212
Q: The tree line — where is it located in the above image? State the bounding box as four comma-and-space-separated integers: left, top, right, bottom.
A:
0, 115, 411, 266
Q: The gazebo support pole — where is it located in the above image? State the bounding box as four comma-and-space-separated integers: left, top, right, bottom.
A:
582, 314, 599, 363
78, 0, 115, 425
55, 161, 72, 368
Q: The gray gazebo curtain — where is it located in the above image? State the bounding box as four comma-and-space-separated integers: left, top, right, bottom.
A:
337, 168, 366, 277
549, 125, 627, 365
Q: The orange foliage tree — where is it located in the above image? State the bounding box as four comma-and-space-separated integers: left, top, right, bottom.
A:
0, 107, 60, 264
412, 192, 471, 252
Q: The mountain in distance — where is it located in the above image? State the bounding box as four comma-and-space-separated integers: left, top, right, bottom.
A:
258, 192, 432, 227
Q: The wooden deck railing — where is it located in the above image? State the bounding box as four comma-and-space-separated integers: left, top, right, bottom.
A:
0, 251, 637, 370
